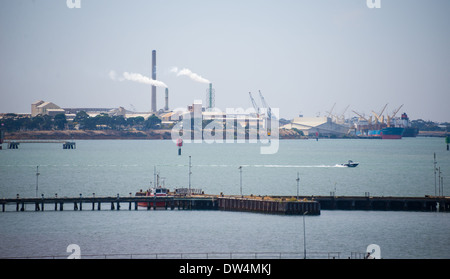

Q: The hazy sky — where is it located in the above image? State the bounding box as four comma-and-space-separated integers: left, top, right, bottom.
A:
1, 0, 449, 122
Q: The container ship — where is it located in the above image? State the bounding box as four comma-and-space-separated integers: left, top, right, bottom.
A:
356, 127, 404, 139
380, 112, 418, 139
353, 105, 416, 139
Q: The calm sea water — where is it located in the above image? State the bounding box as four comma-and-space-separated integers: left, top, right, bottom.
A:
0, 138, 449, 258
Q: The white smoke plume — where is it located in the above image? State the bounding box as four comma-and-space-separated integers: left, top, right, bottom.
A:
170, 67, 210, 84
109, 70, 168, 88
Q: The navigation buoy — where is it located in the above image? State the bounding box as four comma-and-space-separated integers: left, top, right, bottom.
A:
177, 138, 183, 155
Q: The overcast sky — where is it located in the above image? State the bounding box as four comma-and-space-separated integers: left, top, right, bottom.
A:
1, 0, 449, 122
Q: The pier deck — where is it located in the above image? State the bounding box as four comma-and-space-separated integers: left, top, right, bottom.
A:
2, 195, 448, 214
0, 195, 320, 215
275, 195, 450, 212
2, 140, 76, 149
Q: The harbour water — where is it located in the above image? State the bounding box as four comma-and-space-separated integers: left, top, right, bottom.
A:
0, 138, 449, 259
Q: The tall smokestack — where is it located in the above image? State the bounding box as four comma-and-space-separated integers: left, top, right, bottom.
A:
151, 50, 157, 113
206, 83, 215, 111
164, 88, 169, 111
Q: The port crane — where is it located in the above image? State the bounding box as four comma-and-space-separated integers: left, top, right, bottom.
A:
248, 92, 260, 117
258, 90, 273, 121
325, 103, 337, 119
327, 103, 349, 124
258, 90, 273, 137
248, 90, 274, 137
371, 103, 388, 125
352, 110, 372, 125
387, 104, 404, 127
338, 105, 350, 124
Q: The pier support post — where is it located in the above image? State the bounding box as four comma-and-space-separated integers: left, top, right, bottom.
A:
98, 202, 101, 210
111, 202, 115, 210
21, 202, 24, 211
59, 203, 64, 211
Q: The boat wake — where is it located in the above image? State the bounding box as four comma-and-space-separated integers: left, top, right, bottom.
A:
251, 164, 347, 168
191, 164, 347, 168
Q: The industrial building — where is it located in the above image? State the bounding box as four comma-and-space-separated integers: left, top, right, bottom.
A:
282, 116, 349, 137
30, 100, 158, 123
31, 101, 65, 117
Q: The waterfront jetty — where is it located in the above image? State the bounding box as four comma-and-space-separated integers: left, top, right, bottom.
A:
273, 195, 449, 212
2, 140, 75, 149
2, 194, 448, 214
218, 196, 320, 215
0, 194, 320, 215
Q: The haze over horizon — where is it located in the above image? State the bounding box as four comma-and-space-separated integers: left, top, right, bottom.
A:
1, 0, 449, 122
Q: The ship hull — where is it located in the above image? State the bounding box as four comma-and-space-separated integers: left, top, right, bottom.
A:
381, 127, 404, 139
402, 127, 419, 137
136, 188, 169, 208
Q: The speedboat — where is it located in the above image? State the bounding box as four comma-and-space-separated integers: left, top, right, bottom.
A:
340, 160, 359, 168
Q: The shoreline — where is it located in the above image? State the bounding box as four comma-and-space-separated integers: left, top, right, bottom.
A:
3, 129, 306, 140
3, 130, 447, 141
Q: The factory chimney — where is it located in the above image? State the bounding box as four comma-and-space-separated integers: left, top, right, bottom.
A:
151, 50, 157, 113
164, 88, 169, 111
206, 83, 215, 111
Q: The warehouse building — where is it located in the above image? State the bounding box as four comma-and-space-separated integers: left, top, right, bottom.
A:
282, 116, 349, 137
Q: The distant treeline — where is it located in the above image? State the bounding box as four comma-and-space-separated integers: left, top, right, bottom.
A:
410, 119, 450, 132
1, 112, 449, 133
0, 111, 162, 132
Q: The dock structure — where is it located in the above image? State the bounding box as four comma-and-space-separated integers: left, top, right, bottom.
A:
312, 195, 449, 212
218, 196, 320, 215
2, 194, 448, 214
0, 195, 319, 215
272, 195, 449, 212
3, 140, 75, 150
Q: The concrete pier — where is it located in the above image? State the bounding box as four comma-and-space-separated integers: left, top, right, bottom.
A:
0, 195, 319, 215
218, 196, 319, 215
3, 140, 75, 149
272, 195, 450, 212
2, 194, 448, 213
312, 196, 449, 211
